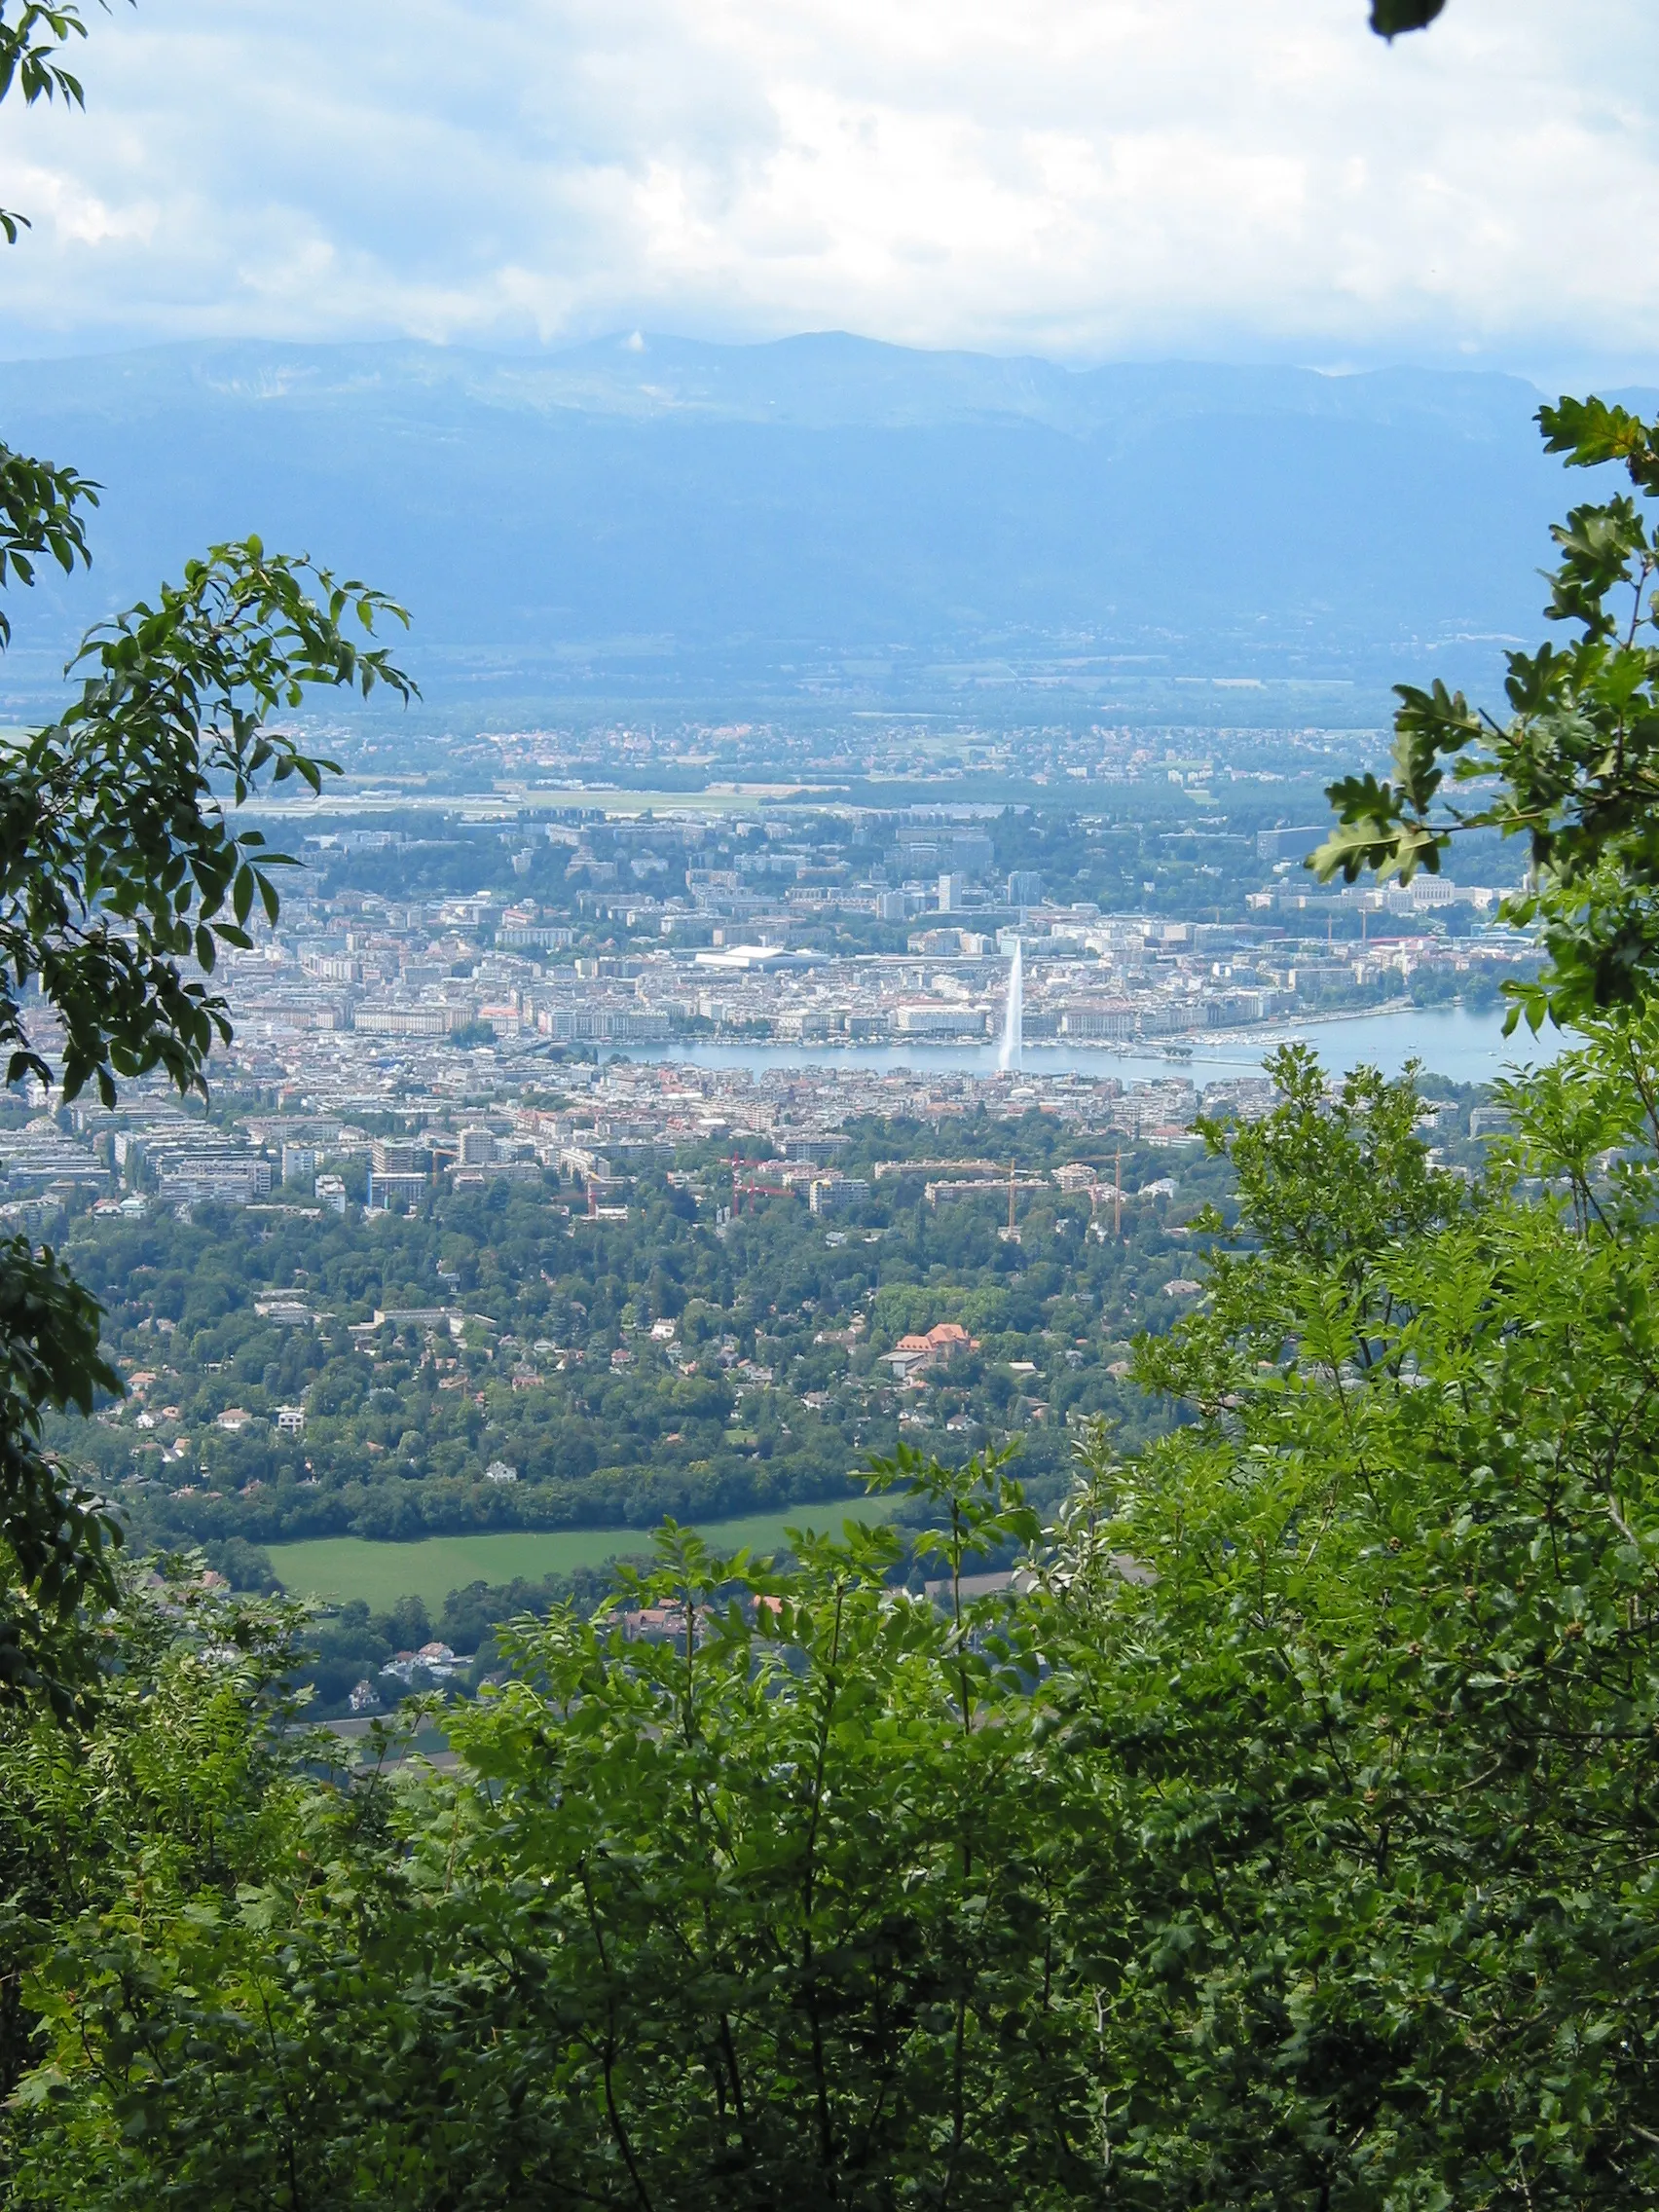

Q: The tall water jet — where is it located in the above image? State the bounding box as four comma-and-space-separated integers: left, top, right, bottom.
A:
998, 937, 1023, 1071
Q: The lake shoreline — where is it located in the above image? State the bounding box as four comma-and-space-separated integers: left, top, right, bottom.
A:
634, 1000, 1568, 1088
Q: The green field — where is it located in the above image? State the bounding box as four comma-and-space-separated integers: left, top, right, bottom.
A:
268, 1502, 871, 1614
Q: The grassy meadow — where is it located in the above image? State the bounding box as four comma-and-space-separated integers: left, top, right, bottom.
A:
268, 1501, 870, 1615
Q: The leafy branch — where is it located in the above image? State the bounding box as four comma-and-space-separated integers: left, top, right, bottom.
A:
0, 1235, 120, 1715
1311, 396, 1659, 1029
0, 2, 121, 241
0, 448, 97, 644
0, 539, 414, 1107
1370, 0, 1445, 32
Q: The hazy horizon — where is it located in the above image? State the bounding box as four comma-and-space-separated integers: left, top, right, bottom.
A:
2, 1, 1658, 390
0, 323, 1604, 393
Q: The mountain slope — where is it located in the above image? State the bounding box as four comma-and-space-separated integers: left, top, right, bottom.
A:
0, 332, 1616, 715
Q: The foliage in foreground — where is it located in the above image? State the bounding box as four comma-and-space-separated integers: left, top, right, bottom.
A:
1316, 395, 1659, 1029
5, 1031, 1659, 2206
1065, 1035, 1659, 2205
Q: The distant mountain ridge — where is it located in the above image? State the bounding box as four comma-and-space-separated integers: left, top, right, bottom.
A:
0, 331, 1561, 437
0, 331, 1640, 717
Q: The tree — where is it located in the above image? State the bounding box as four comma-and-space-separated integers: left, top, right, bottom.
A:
0, 1, 413, 1713
1371, 0, 1445, 34
1315, 397, 1659, 1032
1, 1456, 1118, 2210
1038, 1038, 1659, 2208
0, 5, 105, 249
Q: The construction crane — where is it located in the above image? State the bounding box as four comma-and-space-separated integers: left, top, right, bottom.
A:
1083, 1149, 1124, 1237
999, 1157, 1021, 1243
730, 1157, 795, 1214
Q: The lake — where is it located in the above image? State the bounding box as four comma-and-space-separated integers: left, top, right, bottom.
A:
638, 1003, 1571, 1089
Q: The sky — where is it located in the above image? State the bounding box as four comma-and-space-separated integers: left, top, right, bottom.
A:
2, 0, 1657, 380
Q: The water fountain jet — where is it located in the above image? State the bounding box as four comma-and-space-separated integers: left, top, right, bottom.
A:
998, 938, 1023, 1072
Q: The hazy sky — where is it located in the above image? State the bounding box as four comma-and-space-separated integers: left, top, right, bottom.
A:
2, 0, 1656, 377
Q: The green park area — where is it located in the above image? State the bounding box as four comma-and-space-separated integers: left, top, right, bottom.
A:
267, 1502, 867, 1615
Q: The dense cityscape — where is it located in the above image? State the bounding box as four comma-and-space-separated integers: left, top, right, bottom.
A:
0, 740, 1531, 1225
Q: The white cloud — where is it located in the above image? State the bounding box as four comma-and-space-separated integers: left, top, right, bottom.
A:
0, 0, 1656, 377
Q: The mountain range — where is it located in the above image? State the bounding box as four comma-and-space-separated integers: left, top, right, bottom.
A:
0, 331, 1635, 719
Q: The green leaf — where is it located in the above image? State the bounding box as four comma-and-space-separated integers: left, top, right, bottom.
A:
1370, 0, 1446, 34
